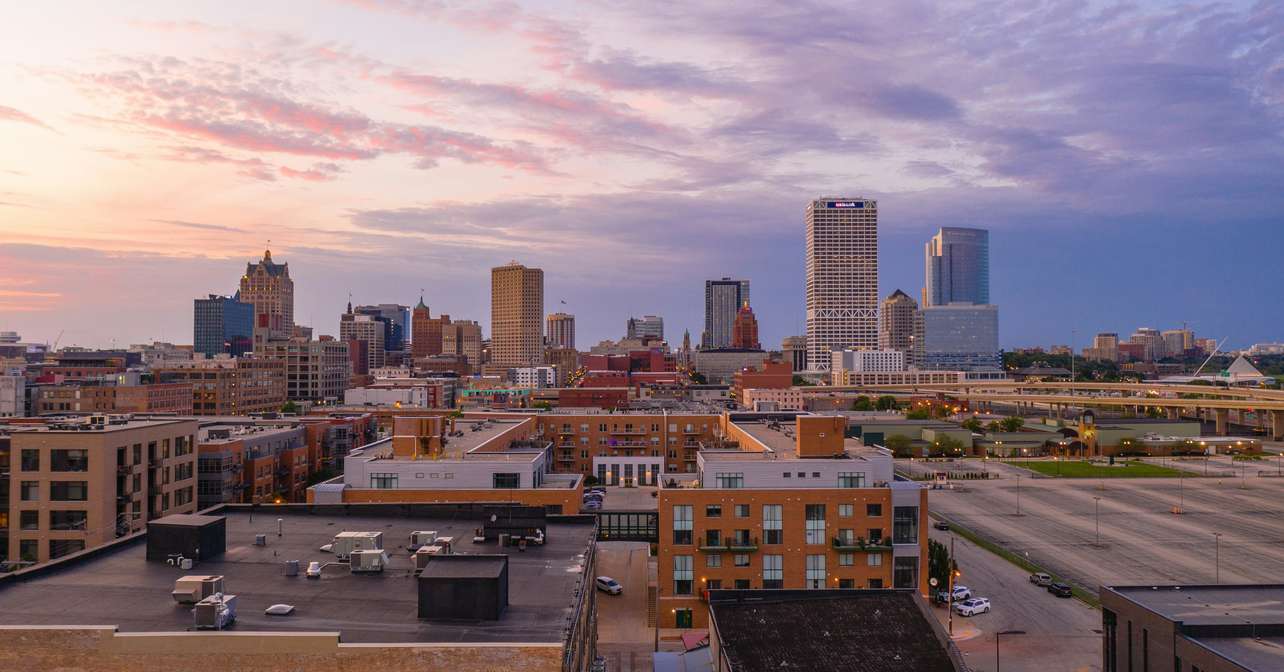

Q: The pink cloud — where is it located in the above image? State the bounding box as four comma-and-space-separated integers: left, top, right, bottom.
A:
0, 104, 55, 131
279, 162, 344, 182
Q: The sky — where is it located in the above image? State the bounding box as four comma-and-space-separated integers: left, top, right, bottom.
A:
1, 0, 1282, 351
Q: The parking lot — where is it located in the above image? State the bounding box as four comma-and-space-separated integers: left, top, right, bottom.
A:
595, 541, 654, 672
929, 476, 1284, 592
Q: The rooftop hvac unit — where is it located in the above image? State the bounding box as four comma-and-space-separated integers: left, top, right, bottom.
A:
433, 536, 454, 553
331, 531, 383, 561
412, 546, 438, 570
350, 549, 389, 573
192, 593, 237, 629
172, 575, 225, 604
409, 530, 438, 551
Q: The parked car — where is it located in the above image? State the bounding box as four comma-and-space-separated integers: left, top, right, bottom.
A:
954, 597, 991, 616
1029, 572, 1053, 586
595, 576, 623, 595
1048, 582, 1074, 598
583, 492, 604, 502
582, 500, 602, 511
589, 486, 607, 494
936, 586, 971, 603
933, 521, 951, 531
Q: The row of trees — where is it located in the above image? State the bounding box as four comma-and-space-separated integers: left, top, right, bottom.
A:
851, 395, 899, 411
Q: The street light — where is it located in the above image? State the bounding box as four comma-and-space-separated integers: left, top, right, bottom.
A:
1094, 496, 1102, 545
1015, 475, 1022, 516
1214, 532, 1223, 584
996, 629, 1026, 672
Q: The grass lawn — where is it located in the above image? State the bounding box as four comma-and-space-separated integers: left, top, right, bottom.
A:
1016, 459, 1187, 478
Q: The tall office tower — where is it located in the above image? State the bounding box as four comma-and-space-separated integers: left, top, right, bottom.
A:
354, 303, 409, 352
410, 296, 451, 359
1162, 328, 1195, 357
626, 315, 664, 341
490, 262, 544, 367
703, 278, 750, 348
1083, 332, 1121, 362
547, 312, 576, 349
731, 302, 760, 349
923, 227, 989, 307
781, 335, 808, 371
239, 248, 294, 347
443, 320, 484, 364
193, 294, 254, 357
878, 290, 921, 367
805, 198, 878, 370
257, 337, 351, 402
339, 310, 386, 370
918, 304, 1000, 371
1129, 327, 1165, 362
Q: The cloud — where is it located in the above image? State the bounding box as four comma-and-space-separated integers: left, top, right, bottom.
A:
149, 219, 246, 233
279, 162, 345, 182
0, 104, 55, 131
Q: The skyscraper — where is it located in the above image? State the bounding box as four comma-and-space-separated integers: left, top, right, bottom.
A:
339, 309, 386, 370
923, 227, 989, 307
490, 262, 544, 368
626, 315, 664, 341
547, 312, 576, 349
239, 248, 294, 347
781, 335, 807, 371
703, 278, 750, 349
805, 198, 878, 370
410, 296, 442, 359
878, 290, 921, 367
731, 302, 760, 349
193, 294, 254, 357
918, 303, 1000, 371
354, 303, 409, 353
443, 320, 483, 365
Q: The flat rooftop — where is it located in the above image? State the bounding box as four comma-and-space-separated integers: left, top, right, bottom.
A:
1110, 585, 1284, 627
0, 506, 596, 644
1, 417, 194, 434
444, 418, 535, 457
720, 420, 878, 462
1188, 635, 1284, 671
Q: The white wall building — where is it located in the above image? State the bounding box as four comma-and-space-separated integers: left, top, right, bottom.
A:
805, 198, 879, 370
831, 349, 906, 373
0, 375, 24, 417
509, 366, 558, 389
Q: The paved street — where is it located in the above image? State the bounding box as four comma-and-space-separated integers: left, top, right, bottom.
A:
928, 527, 1102, 672
595, 541, 654, 672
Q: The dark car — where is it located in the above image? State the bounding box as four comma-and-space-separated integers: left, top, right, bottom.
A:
933, 521, 950, 531
1048, 582, 1073, 598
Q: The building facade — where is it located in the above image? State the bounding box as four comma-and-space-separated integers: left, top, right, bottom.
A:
923, 227, 989, 307
193, 295, 254, 358
781, 336, 808, 372
1084, 332, 1121, 362
442, 320, 484, 365
879, 289, 921, 367
156, 359, 287, 415
704, 278, 750, 349
626, 315, 665, 342
547, 312, 576, 349
257, 338, 351, 402
806, 198, 878, 370
340, 312, 387, 371
918, 304, 1000, 371
832, 349, 906, 373
491, 262, 544, 368
731, 303, 760, 350
239, 249, 294, 347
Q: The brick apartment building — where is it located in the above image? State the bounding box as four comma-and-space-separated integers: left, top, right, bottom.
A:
156, 358, 287, 415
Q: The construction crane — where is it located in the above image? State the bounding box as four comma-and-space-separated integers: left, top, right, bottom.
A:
50, 329, 64, 352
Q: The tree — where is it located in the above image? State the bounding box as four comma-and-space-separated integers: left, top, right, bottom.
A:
986, 420, 1003, 433
852, 395, 873, 411
280, 400, 300, 415
533, 401, 552, 411
690, 371, 708, 384
933, 435, 966, 456
905, 408, 931, 420
961, 417, 983, 433
875, 395, 899, 411
884, 434, 915, 458
928, 538, 955, 597
999, 416, 1025, 433
792, 374, 814, 386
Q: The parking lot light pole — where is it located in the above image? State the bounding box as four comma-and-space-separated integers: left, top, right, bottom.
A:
1214, 532, 1223, 584
1094, 496, 1101, 545
996, 629, 1026, 672
1015, 475, 1022, 516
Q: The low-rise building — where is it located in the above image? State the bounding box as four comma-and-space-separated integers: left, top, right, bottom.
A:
156, 358, 287, 415
741, 387, 806, 411
256, 337, 350, 402
0, 375, 24, 418
692, 349, 770, 385
196, 423, 309, 508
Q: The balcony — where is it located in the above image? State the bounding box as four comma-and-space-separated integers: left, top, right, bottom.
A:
610, 428, 646, 436
699, 537, 759, 552
613, 441, 649, 449
832, 536, 894, 552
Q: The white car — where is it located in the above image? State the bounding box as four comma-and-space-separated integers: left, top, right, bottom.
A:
937, 585, 971, 603
955, 597, 991, 616
595, 576, 623, 595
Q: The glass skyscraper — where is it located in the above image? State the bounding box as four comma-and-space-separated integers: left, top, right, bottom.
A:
703, 277, 750, 349
923, 227, 989, 307
917, 303, 1000, 371
193, 294, 254, 357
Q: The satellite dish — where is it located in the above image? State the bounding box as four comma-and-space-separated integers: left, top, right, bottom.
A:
490, 514, 497, 522
929, 578, 939, 587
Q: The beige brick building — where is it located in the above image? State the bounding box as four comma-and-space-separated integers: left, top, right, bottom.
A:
491, 262, 544, 368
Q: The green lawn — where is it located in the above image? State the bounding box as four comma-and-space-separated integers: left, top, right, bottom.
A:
1016, 459, 1187, 478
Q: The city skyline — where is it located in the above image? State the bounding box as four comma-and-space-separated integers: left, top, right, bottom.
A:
2, 1, 1283, 349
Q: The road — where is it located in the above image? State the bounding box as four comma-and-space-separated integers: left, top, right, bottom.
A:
929, 527, 1102, 672
595, 541, 654, 672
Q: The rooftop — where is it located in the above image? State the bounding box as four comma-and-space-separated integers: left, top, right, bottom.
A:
708, 590, 958, 672
1, 416, 194, 435
1108, 584, 1284, 627
0, 505, 596, 644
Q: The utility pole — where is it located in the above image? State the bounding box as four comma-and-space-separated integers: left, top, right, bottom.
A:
1015, 475, 1022, 516
1214, 532, 1223, 584
1094, 496, 1101, 545
947, 535, 958, 637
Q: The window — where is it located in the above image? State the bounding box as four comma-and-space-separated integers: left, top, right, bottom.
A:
867, 503, 883, 517
51, 449, 89, 472
763, 555, 783, 589
675, 608, 693, 629
837, 528, 855, 545
672, 505, 693, 545
49, 539, 85, 560
20, 449, 39, 471
839, 552, 854, 566
838, 503, 853, 517
705, 504, 722, 518
839, 578, 855, 589
805, 504, 826, 545
783, 472, 790, 478
805, 554, 826, 589
867, 553, 883, 567
734, 504, 749, 518
50, 510, 87, 530
763, 505, 783, 544
734, 554, 750, 567
369, 473, 398, 489
673, 555, 693, 595
838, 472, 866, 488
715, 473, 744, 488
18, 540, 38, 563
50, 481, 88, 501
734, 579, 751, 589
868, 578, 884, 589
19, 510, 38, 530
705, 529, 722, 547
706, 579, 722, 590
1103, 609, 1118, 672
492, 473, 520, 489
893, 506, 919, 544
706, 554, 721, 568
893, 556, 918, 589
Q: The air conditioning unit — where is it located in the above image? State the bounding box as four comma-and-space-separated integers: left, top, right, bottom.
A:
331, 531, 383, 561
350, 549, 388, 573
172, 575, 225, 604
412, 546, 438, 570
433, 536, 454, 553
192, 593, 237, 629
409, 530, 438, 551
